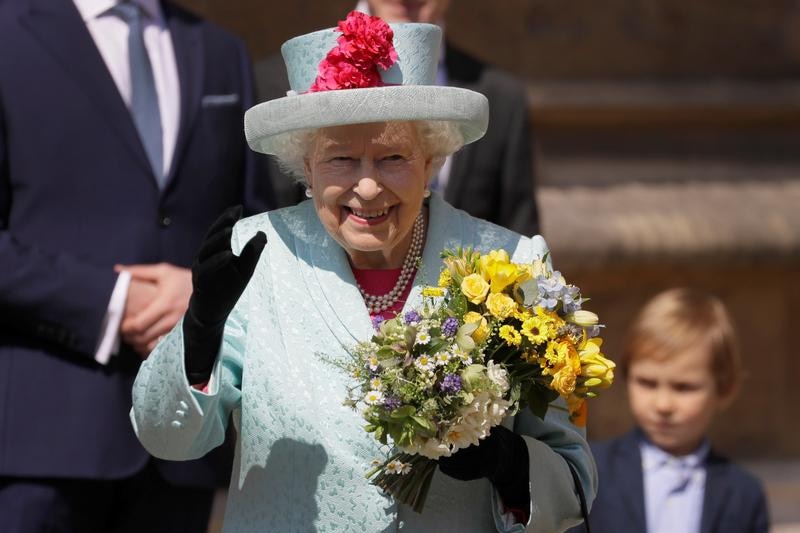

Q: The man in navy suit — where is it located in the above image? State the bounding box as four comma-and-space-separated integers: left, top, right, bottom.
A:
0, 0, 272, 530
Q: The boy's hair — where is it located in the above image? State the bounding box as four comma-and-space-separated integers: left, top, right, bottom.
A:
621, 288, 743, 397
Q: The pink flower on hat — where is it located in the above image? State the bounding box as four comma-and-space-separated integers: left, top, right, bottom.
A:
309, 11, 398, 92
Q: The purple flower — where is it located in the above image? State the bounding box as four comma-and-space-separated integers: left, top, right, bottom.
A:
439, 373, 462, 394
441, 317, 459, 337
383, 395, 402, 411
404, 310, 421, 325
371, 315, 385, 330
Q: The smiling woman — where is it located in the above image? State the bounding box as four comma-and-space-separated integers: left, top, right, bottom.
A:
130, 10, 597, 533
304, 121, 433, 269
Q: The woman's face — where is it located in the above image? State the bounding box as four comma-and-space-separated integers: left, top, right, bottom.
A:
304, 121, 432, 268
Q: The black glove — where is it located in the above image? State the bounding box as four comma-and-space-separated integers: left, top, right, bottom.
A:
438, 425, 530, 508
183, 205, 266, 384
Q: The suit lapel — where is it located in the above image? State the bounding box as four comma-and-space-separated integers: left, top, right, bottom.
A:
162, 3, 203, 190
21, 0, 153, 177
616, 430, 648, 530
700, 452, 731, 533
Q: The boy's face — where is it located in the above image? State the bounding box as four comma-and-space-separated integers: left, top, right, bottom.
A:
627, 346, 727, 456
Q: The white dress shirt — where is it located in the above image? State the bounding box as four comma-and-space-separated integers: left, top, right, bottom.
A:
72, 0, 180, 363
641, 439, 709, 533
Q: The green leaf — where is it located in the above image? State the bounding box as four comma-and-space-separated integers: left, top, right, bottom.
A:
526, 386, 551, 419
390, 405, 416, 419
411, 415, 437, 437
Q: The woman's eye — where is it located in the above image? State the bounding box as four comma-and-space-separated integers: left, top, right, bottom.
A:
383, 154, 405, 161
332, 156, 353, 162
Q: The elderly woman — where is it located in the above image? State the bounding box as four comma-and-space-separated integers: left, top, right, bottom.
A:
131, 13, 596, 533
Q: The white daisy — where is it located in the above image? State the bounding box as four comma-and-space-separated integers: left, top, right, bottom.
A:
434, 351, 451, 366
385, 460, 411, 475
369, 377, 383, 390
364, 390, 384, 405
366, 355, 380, 371
414, 355, 435, 372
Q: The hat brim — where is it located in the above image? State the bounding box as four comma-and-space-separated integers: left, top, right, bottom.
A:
244, 85, 489, 155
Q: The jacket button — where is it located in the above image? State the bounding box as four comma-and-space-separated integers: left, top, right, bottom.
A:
171, 421, 182, 428
158, 214, 172, 227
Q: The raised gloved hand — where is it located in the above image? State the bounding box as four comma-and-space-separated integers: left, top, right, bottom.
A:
183, 205, 266, 384
438, 425, 530, 508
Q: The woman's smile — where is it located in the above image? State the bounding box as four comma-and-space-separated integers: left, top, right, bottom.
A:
344, 205, 394, 226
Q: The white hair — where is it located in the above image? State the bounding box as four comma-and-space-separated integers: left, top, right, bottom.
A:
269, 121, 465, 186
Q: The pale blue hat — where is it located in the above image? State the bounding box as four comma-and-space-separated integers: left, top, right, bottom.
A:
244, 21, 489, 155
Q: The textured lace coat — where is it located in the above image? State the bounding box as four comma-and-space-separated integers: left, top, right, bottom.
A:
131, 195, 597, 532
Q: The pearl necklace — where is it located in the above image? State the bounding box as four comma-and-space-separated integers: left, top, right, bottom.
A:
356, 212, 425, 314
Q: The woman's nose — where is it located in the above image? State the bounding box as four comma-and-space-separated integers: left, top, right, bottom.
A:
353, 168, 382, 200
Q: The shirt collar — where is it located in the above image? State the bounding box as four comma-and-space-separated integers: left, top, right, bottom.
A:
640, 437, 710, 472
73, 0, 163, 22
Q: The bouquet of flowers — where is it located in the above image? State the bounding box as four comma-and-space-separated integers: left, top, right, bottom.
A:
340, 248, 616, 512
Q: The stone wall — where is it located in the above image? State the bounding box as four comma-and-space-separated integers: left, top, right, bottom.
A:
178, 0, 800, 79
177, 0, 800, 459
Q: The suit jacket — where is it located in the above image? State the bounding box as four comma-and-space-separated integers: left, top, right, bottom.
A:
131, 195, 597, 532
0, 0, 272, 486
253, 42, 539, 236
569, 429, 769, 533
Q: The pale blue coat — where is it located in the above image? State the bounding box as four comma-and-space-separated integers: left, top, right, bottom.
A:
131, 195, 597, 532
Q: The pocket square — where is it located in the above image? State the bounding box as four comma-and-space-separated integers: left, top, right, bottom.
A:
201, 93, 240, 107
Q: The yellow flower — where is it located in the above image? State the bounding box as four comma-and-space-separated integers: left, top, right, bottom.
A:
579, 338, 615, 390
565, 310, 599, 327
567, 396, 588, 427
479, 250, 520, 293
490, 263, 520, 294
498, 325, 522, 346
486, 292, 517, 319
521, 315, 550, 345
536, 306, 565, 330
479, 250, 510, 275
463, 311, 490, 344
551, 365, 577, 396
543, 339, 580, 376
444, 256, 470, 278
422, 286, 445, 297
461, 274, 490, 304
515, 264, 534, 284
438, 268, 452, 288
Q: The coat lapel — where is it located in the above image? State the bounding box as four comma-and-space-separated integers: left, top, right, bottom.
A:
296, 196, 466, 348
21, 0, 152, 176
162, 3, 203, 190
700, 452, 732, 533
617, 430, 648, 530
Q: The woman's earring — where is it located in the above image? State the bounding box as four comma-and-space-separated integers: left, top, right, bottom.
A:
423, 188, 431, 198
305, 188, 313, 198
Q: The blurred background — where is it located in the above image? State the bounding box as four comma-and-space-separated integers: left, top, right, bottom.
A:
176, 1, 800, 530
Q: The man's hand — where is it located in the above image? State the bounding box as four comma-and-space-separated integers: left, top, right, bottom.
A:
116, 263, 192, 357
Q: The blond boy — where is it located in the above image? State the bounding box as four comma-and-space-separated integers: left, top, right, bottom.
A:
573, 288, 769, 533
